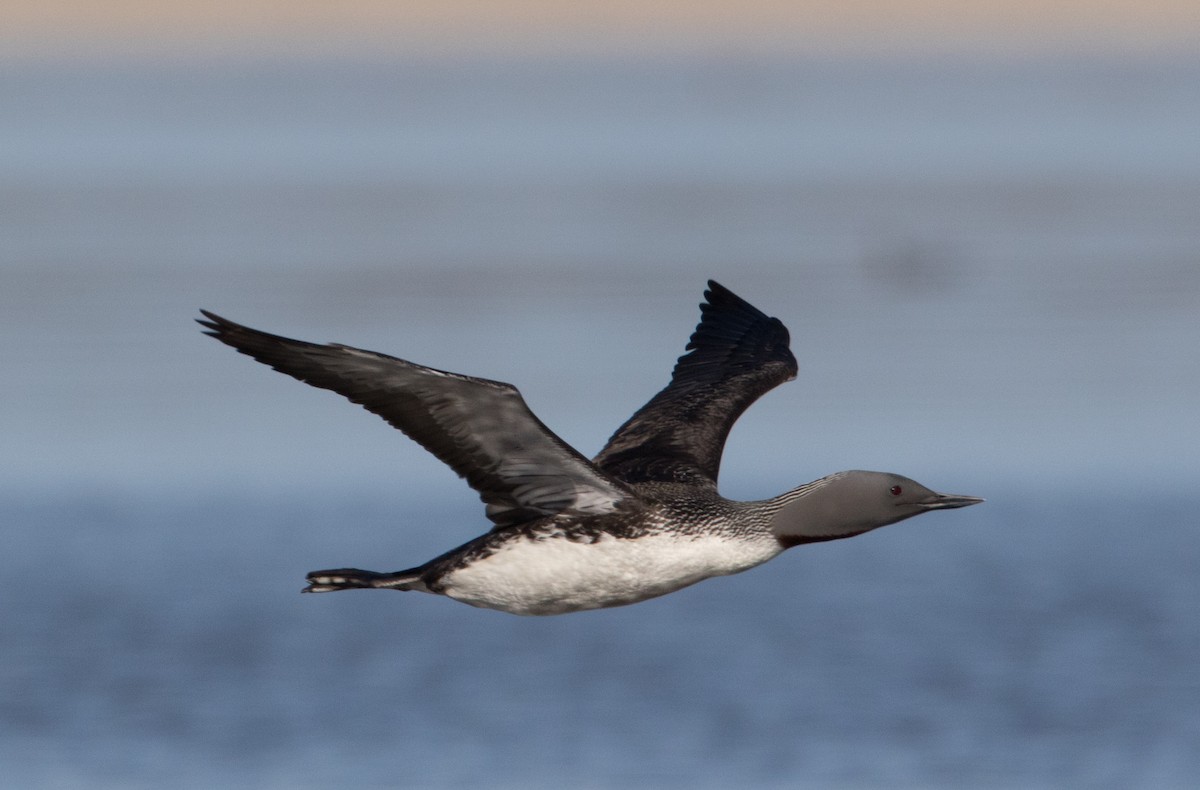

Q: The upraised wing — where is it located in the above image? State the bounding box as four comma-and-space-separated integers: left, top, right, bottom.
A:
199, 311, 632, 527
593, 281, 798, 488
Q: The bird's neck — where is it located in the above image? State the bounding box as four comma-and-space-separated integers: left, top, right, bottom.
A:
767, 475, 875, 548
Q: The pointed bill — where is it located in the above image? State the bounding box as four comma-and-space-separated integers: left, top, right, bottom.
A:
919, 492, 985, 510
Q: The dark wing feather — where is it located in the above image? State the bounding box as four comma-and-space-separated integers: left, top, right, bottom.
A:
199, 311, 631, 527
592, 281, 797, 487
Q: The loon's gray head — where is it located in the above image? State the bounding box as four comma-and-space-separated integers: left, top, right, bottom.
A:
771, 470, 983, 547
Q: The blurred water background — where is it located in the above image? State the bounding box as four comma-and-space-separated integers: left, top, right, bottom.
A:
3, 54, 1199, 788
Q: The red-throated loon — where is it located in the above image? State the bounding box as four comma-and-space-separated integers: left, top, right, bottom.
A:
199, 281, 982, 615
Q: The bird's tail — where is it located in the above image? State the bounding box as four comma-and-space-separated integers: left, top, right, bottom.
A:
303, 567, 426, 593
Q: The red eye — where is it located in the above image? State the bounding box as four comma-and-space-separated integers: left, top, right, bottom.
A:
890, 485, 903, 496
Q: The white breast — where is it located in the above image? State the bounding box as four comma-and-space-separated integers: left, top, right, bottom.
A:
437, 531, 782, 615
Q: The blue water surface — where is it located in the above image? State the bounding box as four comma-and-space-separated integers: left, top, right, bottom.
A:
3, 485, 1197, 788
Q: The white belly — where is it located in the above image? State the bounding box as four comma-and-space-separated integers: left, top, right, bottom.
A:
437, 532, 782, 615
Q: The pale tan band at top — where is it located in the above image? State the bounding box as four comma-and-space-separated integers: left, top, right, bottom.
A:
4, 0, 1200, 58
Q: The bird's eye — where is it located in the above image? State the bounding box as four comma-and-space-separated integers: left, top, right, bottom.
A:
890, 485, 903, 496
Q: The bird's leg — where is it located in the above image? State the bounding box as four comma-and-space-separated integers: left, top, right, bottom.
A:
303, 567, 422, 593
304, 568, 387, 593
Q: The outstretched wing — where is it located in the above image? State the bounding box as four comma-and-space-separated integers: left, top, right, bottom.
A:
593, 281, 797, 488
199, 311, 632, 527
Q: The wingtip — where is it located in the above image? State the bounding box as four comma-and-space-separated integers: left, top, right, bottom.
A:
702, 280, 754, 313
704, 279, 729, 301
196, 309, 220, 330
196, 309, 240, 336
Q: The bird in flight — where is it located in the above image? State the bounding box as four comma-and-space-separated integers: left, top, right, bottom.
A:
199, 281, 981, 615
